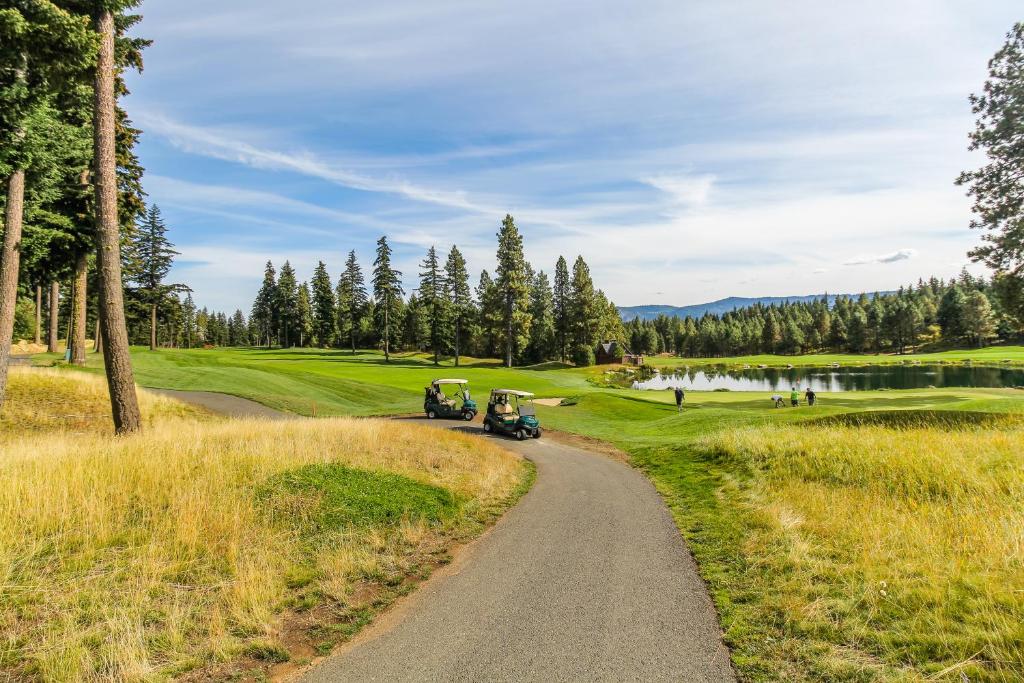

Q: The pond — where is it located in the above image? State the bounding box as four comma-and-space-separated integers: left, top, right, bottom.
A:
631, 364, 1024, 392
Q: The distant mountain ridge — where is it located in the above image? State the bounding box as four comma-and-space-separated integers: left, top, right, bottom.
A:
618, 293, 890, 321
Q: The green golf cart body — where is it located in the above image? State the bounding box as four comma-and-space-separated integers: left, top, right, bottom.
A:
483, 389, 541, 440
424, 379, 478, 421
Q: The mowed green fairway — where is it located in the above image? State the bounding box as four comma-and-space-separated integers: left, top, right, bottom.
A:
43, 347, 1024, 680
46, 347, 596, 415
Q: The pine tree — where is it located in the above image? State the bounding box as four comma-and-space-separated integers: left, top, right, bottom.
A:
418, 245, 448, 365
229, 309, 247, 346
0, 2, 92, 407
553, 255, 570, 362
296, 282, 313, 348
962, 290, 997, 347
957, 23, 1024, 276
494, 215, 532, 367
88, 1, 147, 433
444, 245, 471, 367
475, 269, 499, 358
846, 305, 868, 352
938, 286, 967, 343
866, 299, 885, 353
182, 292, 196, 348
402, 292, 428, 351
372, 236, 404, 361
124, 204, 183, 350
829, 313, 848, 349
885, 299, 922, 354
251, 261, 276, 347
568, 256, 598, 358
337, 250, 368, 354
595, 290, 625, 348
527, 270, 555, 363
310, 261, 335, 347
275, 261, 299, 347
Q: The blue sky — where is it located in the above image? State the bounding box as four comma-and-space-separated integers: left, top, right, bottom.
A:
125, 1, 1021, 313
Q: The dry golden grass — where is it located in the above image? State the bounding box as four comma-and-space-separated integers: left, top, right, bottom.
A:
702, 421, 1024, 680
0, 369, 525, 681
10, 341, 49, 355
1, 367, 202, 437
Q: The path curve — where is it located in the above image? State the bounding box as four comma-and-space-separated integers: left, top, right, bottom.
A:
305, 423, 735, 682
146, 388, 294, 420
151, 389, 734, 681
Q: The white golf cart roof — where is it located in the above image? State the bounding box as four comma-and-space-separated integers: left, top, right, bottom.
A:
432, 379, 469, 385
491, 389, 535, 398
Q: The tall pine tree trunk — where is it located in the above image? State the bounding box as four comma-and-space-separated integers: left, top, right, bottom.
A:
150, 303, 157, 351
47, 281, 59, 353
34, 284, 42, 345
0, 169, 26, 407
93, 9, 141, 434
95, 316, 102, 354
71, 253, 88, 365
383, 306, 390, 361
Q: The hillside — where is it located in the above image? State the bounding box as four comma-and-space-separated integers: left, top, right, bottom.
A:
618, 293, 888, 321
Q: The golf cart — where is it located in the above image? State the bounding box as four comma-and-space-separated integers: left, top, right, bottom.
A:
424, 379, 478, 421
483, 389, 541, 440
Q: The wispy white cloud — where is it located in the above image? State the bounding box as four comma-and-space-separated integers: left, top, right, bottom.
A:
137, 113, 498, 214
642, 174, 715, 208
844, 249, 917, 266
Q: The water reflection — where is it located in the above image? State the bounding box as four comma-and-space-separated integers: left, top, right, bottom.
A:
632, 365, 1024, 392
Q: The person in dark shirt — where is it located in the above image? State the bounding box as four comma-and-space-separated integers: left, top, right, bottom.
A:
805, 387, 817, 406
674, 387, 685, 413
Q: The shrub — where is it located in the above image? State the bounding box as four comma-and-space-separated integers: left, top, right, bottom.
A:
573, 344, 595, 367
13, 297, 34, 341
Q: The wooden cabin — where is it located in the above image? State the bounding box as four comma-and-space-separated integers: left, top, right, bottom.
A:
596, 341, 644, 366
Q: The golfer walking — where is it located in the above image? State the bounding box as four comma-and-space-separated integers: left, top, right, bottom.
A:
674, 387, 685, 413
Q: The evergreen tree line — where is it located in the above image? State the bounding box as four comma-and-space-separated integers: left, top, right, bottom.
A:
1, 0, 154, 432
246, 215, 625, 367
625, 271, 1018, 358
9, 201, 192, 348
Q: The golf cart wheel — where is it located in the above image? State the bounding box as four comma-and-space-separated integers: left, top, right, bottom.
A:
427, 410, 436, 419
463, 411, 474, 421
516, 429, 527, 441
483, 421, 492, 433
532, 428, 542, 439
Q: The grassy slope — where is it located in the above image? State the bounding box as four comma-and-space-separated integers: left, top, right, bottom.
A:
538, 389, 1024, 681
38, 348, 1024, 680
0, 368, 530, 681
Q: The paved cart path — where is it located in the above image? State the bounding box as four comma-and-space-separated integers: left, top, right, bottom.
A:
146, 388, 295, 420
305, 424, 734, 682
153, 389, 734, 682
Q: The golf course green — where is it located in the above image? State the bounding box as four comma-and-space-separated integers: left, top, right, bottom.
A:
38, 346, 1024, 681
